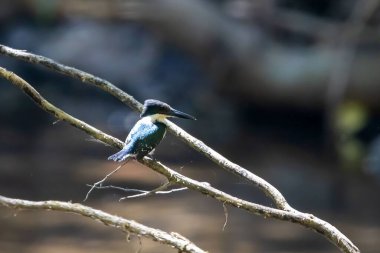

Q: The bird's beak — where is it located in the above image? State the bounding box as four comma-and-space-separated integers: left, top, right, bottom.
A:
169, 108, 196, 120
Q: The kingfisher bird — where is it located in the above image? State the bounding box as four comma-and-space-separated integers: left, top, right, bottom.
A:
108, 99, 196, 162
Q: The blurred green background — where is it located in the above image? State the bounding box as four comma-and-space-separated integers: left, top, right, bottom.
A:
1, 0, 380, 252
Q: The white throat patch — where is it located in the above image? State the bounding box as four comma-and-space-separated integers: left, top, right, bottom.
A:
147, 114, 168, 123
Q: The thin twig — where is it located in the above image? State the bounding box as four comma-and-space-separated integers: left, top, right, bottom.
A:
88, 184, 188, 199
0, 60, 360, 253
84, 161, 127, 201
222, 202, 228, 231
0, 195, 206, 253
87, 184, 149, 193
120, 181, 171, 200
136, 235, 143, 253
119, 182, 188, 200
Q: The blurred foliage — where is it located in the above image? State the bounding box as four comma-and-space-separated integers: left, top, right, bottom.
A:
335, 101, 368, 136
334, 101, 369, 172
34, 0, 59, 23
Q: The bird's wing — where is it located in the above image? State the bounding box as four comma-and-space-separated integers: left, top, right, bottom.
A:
125, 118, 153, 144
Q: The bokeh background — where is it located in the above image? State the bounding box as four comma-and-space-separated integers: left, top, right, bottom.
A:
1, 0, 380, 252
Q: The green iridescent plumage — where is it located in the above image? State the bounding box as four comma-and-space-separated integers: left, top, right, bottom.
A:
108, 99, 195, 161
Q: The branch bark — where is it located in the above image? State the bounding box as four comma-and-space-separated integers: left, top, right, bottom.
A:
0, 195, 206, 253
0, 64, 360, 253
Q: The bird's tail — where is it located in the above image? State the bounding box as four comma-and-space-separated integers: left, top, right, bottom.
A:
108, 146, 134, 162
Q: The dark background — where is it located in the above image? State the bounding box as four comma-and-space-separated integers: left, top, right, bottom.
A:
1, 0, 379, 252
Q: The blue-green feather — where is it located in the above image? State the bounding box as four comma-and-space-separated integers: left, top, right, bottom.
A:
108, 117, 167, 161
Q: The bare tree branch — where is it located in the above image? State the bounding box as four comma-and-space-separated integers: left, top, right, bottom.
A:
0, 44, 291, 211
164, 119, 293, 211
0, 66, 359, 252
141, 158, 359, 253
0, 195, 207, 253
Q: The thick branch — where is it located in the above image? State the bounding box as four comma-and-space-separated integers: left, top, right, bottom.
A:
0, 66, 359, 253
141, 158, 359, 253
0, 195, 206, 253
164, 119, 292, 211
0, 44, 290, 211
0, 45, 142, 112
0, 65, 123, 150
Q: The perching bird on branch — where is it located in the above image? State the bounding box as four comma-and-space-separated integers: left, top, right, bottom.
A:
108, 99, 196, 162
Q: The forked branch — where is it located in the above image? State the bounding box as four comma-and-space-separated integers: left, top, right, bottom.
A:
0, 65, 359, 253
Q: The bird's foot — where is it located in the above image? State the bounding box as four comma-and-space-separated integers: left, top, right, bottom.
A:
146, 154, 158, 162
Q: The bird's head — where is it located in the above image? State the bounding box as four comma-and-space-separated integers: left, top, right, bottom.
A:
140, 99, 196, 120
